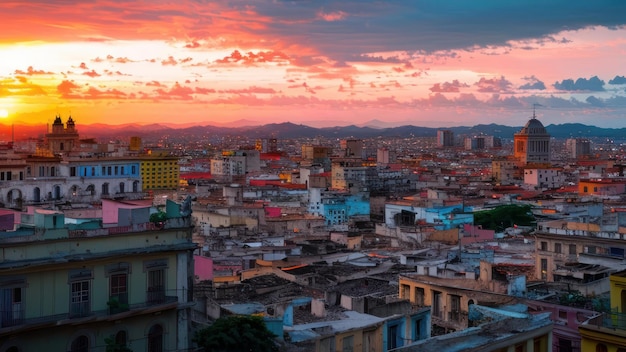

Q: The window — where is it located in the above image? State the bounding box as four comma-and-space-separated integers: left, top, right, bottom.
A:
401, 284, 410, 300
449, 295, 461, 321
70, 335, 89, 352
102, 183, 109, 195
0, 286, 23, 327
342, 335, 354, 352
414, 287, 425, 307
414, 319, 422, 341
554, 243, 562, 254
70, 281, 90, 318
148, 324, 164, 352
540, 241, 548, 251
557, 338, 573, 352
70, 167, 76, 177
110, 273, 128, 312
69, 269, 92, 318
115, 330, 128, 349
569, 244, 577, 255
147, 269, 165, 304
432, 291, 442, 318
387, 324, 399, 350
540, 259, 548, 280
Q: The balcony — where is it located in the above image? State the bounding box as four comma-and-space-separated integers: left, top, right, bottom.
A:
586, 311, 626, 330
0, 306, 24, 328
69, 301, 91, 318
0, 289, 185, 334
107, 293, 129, 315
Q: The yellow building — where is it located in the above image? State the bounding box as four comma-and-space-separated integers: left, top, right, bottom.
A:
579, 270, 626, 351
140, 154, 180, 190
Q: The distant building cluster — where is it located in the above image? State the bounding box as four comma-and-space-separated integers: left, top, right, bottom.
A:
4, 112, 626, 351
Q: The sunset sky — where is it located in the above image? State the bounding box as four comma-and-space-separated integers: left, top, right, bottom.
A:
1, 1, 626, 128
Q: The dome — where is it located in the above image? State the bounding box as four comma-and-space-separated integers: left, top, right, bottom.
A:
519, 118, 547, 135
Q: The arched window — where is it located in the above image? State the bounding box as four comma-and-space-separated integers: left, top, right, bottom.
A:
133, 181, 139, 193
53, 185, 61, 200
86, 184, 95, 196
70, 335, 89, 352
33, 187, 41, 202
148, 324, 164, 352
119, 182, 125, 194
115, 330, 128, 348
102, 183, 109, 195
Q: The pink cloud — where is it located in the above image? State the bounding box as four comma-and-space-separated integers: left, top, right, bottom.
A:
474, 76, 513, 93
215, 50, 290, 65
161, 56, 178, 66
84, 86, 127, 99
429, 80, 469, 93
317, 10, 348, 22
222, 86, 278, 94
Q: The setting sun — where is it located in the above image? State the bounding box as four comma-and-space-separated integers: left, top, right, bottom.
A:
0, 109, 8, 118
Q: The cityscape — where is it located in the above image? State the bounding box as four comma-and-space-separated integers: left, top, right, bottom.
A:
1, 113, 626, 351
2, 1, 626, 352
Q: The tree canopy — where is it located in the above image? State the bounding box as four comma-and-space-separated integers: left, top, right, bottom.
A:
473, 204, 535, 232
193, 315, 278, 352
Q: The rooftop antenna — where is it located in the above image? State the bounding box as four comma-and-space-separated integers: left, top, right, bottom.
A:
532, 103, 542, 119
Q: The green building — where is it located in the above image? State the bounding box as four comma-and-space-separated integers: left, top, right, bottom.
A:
0, 201, 196, 352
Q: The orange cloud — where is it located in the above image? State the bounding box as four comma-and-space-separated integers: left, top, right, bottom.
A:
215, 50, 290, 66
83, 70, 101, 78
0, 77, 47, 97
14, 66, 53, 75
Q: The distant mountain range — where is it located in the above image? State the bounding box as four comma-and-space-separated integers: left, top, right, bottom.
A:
2, 122, 625, 142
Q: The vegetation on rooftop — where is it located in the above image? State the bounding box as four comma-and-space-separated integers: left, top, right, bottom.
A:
193, 315, 278, 352
473, 204, 536, 232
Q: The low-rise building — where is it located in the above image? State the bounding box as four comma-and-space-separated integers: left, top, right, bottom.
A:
0, 200, 196, 352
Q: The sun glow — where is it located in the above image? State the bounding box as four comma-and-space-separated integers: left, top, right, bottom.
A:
0, 109, 8, 118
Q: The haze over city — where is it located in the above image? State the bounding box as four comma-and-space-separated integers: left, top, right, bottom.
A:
1, 0, 626, 128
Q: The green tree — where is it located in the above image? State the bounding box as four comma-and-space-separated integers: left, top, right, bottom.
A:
194, 315, 278, 352
473, 204, 535, 232
149, 211, 167, 223
104, 336, 133, 352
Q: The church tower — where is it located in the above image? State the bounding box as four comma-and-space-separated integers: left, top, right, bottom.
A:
45, 115, 80, 154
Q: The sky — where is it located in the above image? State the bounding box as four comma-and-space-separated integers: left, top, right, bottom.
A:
1, 1, 626, 128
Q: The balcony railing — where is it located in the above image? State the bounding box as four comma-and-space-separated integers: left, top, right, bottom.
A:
1, 306, 24, 328
0, 289, 184, 333
69, 301, 91, 318
587, 311, 626, 330
108, 293, 129, 314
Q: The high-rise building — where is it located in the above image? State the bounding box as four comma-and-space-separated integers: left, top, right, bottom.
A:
565, 138, 592, 159
436, 130, 454, 147
341, 139, 364, 158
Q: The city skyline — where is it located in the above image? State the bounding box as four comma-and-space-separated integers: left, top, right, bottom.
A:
1, 1, 626, 128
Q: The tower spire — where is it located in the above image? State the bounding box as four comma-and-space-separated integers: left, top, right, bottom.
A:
532, 103, 541, 119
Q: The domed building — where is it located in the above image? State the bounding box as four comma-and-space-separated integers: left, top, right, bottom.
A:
514, 112, 551, 164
